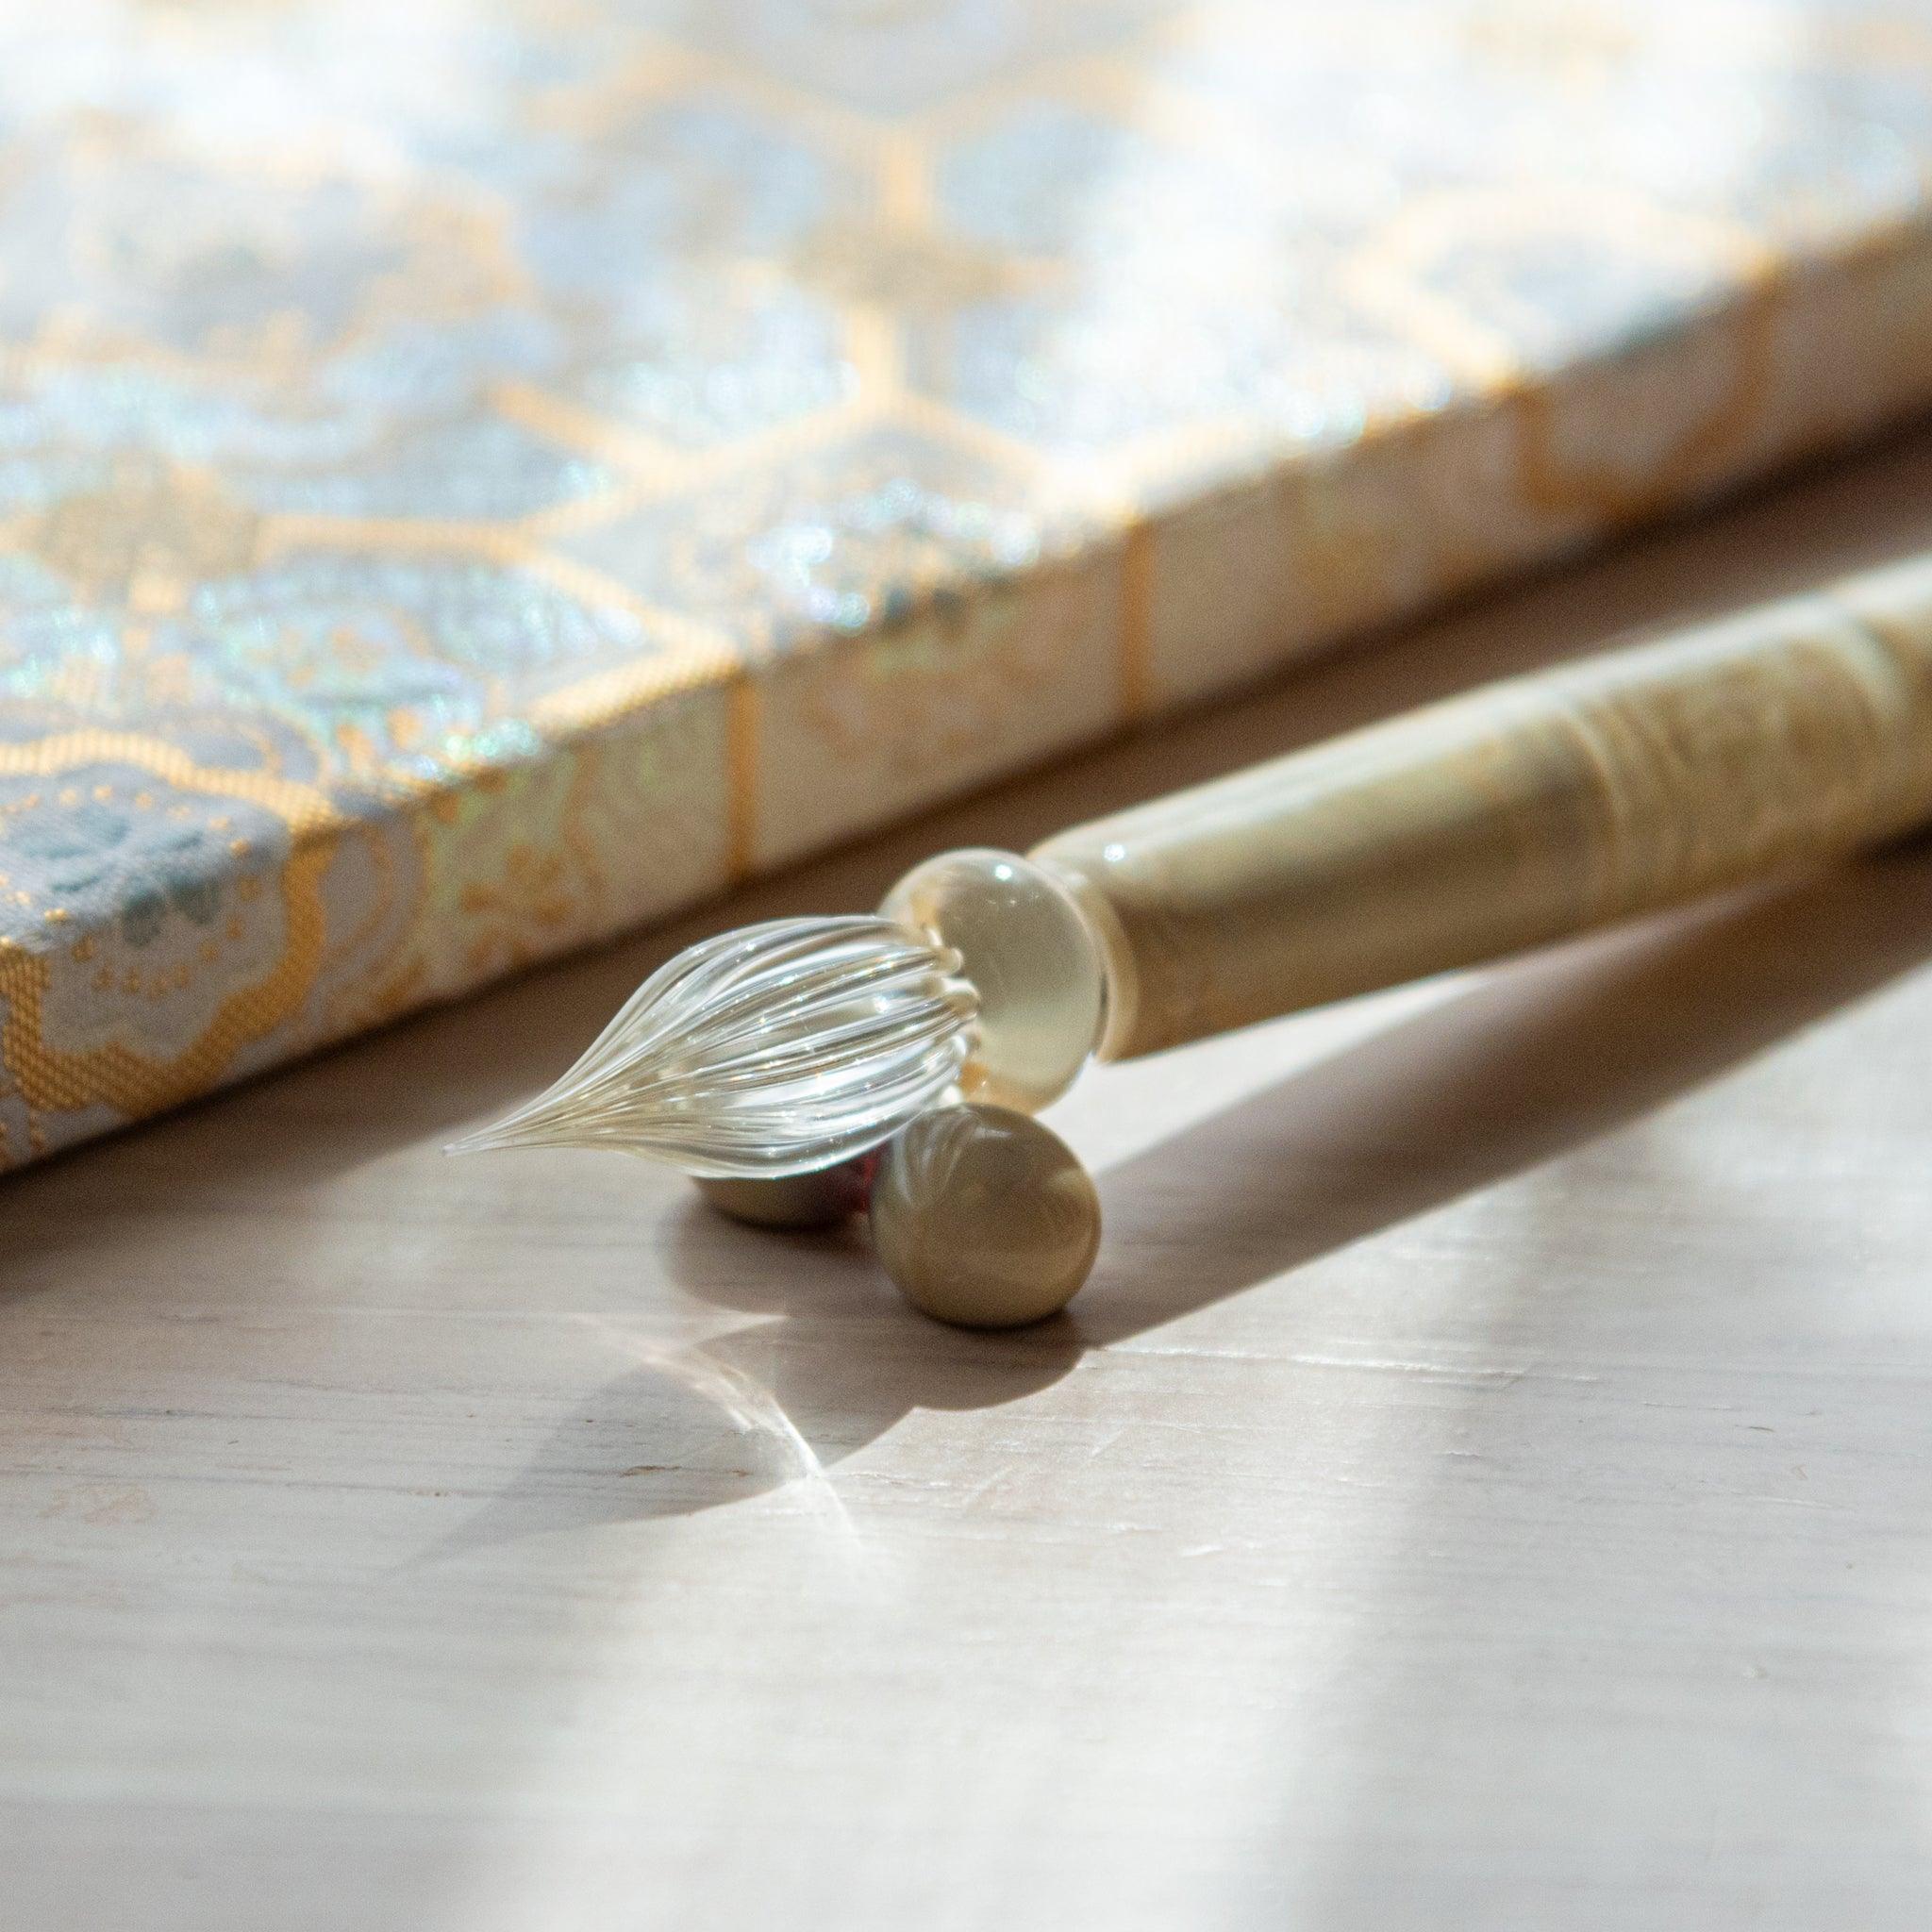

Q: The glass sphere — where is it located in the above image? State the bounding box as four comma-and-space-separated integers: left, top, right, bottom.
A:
879, 849, 1105, 1115
870, 1104, 1101, 1328
696, 1158, 874, 1230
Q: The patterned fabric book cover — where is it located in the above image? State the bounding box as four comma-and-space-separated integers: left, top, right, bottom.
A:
6, 0, 1932, 1167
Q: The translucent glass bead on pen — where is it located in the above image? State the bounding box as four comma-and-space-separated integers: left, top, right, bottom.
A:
878, 848, 1108, 1114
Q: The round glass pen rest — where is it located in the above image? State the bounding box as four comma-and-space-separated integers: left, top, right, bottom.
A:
449, 851, 1112, 1326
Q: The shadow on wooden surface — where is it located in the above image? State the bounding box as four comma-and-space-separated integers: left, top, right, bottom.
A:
1079, 839, 1932, 1343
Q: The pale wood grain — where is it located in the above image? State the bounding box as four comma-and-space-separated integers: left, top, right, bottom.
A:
9, 433, 1932, 1930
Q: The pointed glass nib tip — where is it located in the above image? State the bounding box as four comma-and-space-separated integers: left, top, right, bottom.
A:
444, 915, 977, 1179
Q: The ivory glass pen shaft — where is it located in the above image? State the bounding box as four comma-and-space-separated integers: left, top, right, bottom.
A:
1035, 556, 1932, 1059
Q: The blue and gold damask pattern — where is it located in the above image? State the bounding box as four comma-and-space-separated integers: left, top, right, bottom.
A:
7, 0, 1932, 1164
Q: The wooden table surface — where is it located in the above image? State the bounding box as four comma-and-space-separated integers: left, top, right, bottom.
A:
10, 432, 1932, 1931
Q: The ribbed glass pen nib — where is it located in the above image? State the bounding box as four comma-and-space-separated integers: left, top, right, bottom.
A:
445, 916, 977, 1179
